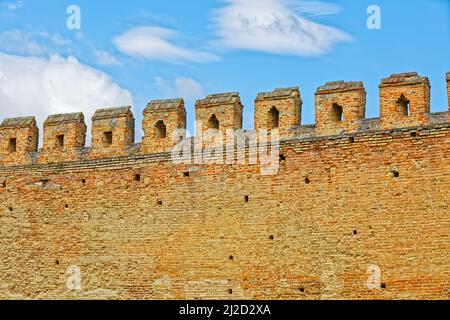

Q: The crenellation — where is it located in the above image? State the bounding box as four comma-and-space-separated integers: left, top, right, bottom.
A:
141, 99, 186, 154
0, 116, 38, 166
379, 72, 430, 129
315, 80, 366, 135
195, 92, 243, 145
255, 87, 302, 138
90, 106, 135, 159
39, 112, 87, 164
446, 72, 450, 120
0, 71, 448, 167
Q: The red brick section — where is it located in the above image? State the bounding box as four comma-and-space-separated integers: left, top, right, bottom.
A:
315, 81, 366, 136
38, 113, 87, 164
0, 117, 38, 166
90, 106, 135, 159
0, 72, 449, 300
254, 87, 302, 139
379, 72, 430, 129
141, 99, 186, 154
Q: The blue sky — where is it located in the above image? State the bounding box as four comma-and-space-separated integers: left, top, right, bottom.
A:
0, 0, 449, 139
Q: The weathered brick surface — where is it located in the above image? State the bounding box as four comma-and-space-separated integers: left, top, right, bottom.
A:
195, 92, 243, 135
141, 99, 186, 154
380, 73, 430, 129
315, 81, 366, 136
90, 107, 135, 159
38, 113, 87, 164
446, 72, 450, 119
255, 87, 302, 138
0, 117, 38, 166
0, 73, 449, 300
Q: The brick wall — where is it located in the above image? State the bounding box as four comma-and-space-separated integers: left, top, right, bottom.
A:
0, 72, 449, 300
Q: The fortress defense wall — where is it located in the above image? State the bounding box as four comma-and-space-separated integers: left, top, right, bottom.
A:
0, 72, 449, 299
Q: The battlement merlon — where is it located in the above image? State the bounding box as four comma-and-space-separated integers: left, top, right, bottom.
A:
142, 99, 186, 154
195, 92, 243, 137
315, 81, 366, 136
90, 106, 135, 159
254, 87, 302, 138
446, 72, 450, 115
0, 116, 38, 166
39, 113, 87, 163
379, 72, 430, 130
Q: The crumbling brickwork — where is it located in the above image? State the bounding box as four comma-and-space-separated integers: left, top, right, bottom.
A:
315, 81, 366, 136
39, 113, 86, 164
195, 92, 243, 135
254, 87, 302, 138
141, 99, 186, 154
0, 72, 449, 300
90, 106, 135, 159
0, 117, 38, 167
447, 72, 450, 120
380, 72, 430, 130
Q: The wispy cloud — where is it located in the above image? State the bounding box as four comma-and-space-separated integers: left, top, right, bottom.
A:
288, 0, 342, 17
0, 29, 72, 56
113, 26, 219, 64
0, 1, 23, 11
212, 0, 351, 57
154, 76, 204, 104
93, 49, 122, 66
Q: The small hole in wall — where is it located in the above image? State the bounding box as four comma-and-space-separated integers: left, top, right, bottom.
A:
244, 195, 249, 203
304, 177, 310, 184
391, 170, 399, 178
8, 206, 12, 212
157, 200, 163, 206
103, 131, 113, 146
353, 230, 358, 236
65, 204, 69, 209
81, 179, 86, 184
410, 131, 417, 138
229, 255, 234, 261
56, 134, 65, 149
349, 137, 355, 143
1, 181, 6, 188
228, 289, 233, 295
55, 260, 60, 265
380, 283, 386, 289
279, 154, 286, 162
8, 138, 17, 153
269, 235, 274, 240
183, 171, 190, 178
299, 287, 305, 293
134, 174, 141, 182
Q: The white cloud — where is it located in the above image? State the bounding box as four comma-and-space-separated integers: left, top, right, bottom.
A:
0, 1, 22, 11
0, 53, 133, 144
113, 26, 219, 63
212, 0, 351, 56
93, 49, 122, 66
0, 29, 72, 56
288, 0, 341, 17
154, 76, 204, 104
